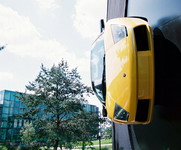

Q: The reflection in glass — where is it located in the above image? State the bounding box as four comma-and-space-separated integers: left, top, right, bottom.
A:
91, 34, 106, 104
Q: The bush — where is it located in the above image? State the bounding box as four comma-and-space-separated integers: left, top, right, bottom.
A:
4, 142, 18, 150
0, 145, 8, 150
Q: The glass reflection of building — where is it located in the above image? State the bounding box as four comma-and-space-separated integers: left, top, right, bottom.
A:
0, 90, 28, 142
0, 90, 99, 142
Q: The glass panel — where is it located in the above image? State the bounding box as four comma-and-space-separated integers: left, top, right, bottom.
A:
0, 129, 6, 140
4, 91, 11, 100
14, 119, 18, 128
13, 108, 19, 115
1, 121, 8, 128
0, 105, 2, 114
6, 129, 13, 141
9, 107, 13, 116
91, 105, 93, 112
89, 105, 91, 111
3, 100, 10, 107
10, 93, 16, 101
19, 108, 25, 114
15, 93, 20, 101
14, 101, 20, 107
19, 120, 22, 127
91, 33, 106, 103
2, 107, 9, 114
2, 113, 8, 120
8, 121, 13, 128
20, 103, 26, 108
0, 92, 3, 104
22, 120, 25, 127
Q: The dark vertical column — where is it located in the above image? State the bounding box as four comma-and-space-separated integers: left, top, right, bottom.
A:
112, 122, 132, 150
107, 0, 127, 21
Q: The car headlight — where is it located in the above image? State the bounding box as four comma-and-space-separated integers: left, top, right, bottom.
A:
114, 104, 129, 121
111, 25, 128, 43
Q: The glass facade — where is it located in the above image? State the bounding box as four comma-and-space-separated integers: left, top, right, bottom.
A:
83, 104, 99, 113
0, 90, 27, 142
0, 90, 99, 143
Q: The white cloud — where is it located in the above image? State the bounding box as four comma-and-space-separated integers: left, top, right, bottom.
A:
0, 72, 14, 80
0, 4, 92, 86
35, 0, 59, 11
0, 4, 40, 45
0, 4, 81, 67
73, 0, 107, 40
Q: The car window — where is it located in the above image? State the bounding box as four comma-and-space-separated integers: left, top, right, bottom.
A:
91, 34, 106, 104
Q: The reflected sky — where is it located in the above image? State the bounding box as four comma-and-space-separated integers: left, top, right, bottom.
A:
127, 0, 181, 28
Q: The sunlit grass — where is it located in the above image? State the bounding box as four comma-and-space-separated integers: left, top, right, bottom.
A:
94, 145, 112, 150
73, 138, 112, 150
92, 138, 112, 145
0, 138, 112, 150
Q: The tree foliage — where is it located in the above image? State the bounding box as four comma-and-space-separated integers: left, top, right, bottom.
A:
19, 60, 94, 150
74, 111, 103, 150
102, 126, 112, 139
20, 123, 39, 150
0, 44, 6, 51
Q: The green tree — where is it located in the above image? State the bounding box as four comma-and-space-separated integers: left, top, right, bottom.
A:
20, 123, 39, 150
0, 44, 6, 51
103, 126, 112, 139
19, 60, 92, 150
101, 118, 112, 139
73, 111, 104, 150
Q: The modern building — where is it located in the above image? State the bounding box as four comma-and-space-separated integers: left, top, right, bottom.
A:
0, 90, 99, 143
83, 103, 99, 113
0, 90, 27, 142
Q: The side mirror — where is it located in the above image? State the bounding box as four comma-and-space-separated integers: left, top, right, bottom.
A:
100, 19, 105, 33
102, 106, 107, 117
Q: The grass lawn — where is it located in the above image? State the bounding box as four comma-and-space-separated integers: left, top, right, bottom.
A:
73, 138, 112, 150
0, 139, 112, 150
76, 138, 112, 146
99, 146, 112, 150
93, 145, 112, 150
73, 145, 112, 150
92, 138, 112, 145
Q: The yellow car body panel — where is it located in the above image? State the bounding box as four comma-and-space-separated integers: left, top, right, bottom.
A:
104, 18, 154, 124
91, 17, 154, 124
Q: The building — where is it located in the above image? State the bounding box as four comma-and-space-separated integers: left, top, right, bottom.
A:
83, 103, 99, 113
0, 90, 27, 142
0, 90, 99, 143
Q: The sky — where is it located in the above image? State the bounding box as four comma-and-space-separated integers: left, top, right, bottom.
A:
0, 0, 107, 108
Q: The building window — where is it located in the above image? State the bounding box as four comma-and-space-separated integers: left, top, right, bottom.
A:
4, 92, 11, 100
3, 100, 11, 107
2, 107, 9, 114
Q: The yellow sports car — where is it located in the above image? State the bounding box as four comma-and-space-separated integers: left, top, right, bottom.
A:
91, 17, 154, 124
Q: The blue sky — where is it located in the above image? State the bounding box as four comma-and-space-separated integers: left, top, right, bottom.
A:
0, 0, 106, 107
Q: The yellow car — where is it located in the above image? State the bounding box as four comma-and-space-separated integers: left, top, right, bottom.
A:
91, 17, 154, 124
